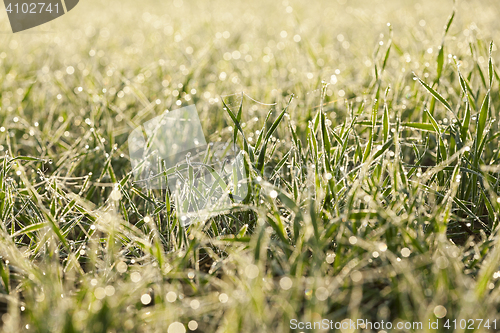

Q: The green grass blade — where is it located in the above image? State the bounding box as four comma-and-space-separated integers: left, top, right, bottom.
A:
414, 74, 453, 113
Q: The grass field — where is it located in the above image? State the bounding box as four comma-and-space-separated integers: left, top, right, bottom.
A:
1, 0, 500, 332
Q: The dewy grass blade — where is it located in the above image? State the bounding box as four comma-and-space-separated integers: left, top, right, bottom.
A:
425, 108, 441, 135
436, 10, 455, 82
476, 91, 490, 159
445, 9, 455, 34
383, 103, 389, 141
436, 45, 444, 82
363, 99, 378, 162
222, 98, 255, 162
401, 122, 437, 132
233, 94, 244, 150
381, 34, 392, 73
414, 74, 453, 113
488, 41, 494, 88
256, 96, 292, 173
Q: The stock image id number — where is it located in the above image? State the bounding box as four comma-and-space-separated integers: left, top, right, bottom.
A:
443, 319, 497, 330
6, 2, 60, 14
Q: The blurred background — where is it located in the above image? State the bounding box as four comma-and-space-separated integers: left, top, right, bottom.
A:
1, 0, 499, 159
1, 0, 499, 112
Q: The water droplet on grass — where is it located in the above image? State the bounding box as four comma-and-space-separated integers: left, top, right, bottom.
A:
141, 294, 152, 305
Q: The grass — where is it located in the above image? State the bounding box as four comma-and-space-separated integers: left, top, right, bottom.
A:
1, 0, 500, 332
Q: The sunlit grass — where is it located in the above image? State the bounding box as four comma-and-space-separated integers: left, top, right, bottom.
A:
1, 0, 500, 332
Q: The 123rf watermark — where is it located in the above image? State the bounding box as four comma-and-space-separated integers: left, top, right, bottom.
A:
290, 318, 499, 331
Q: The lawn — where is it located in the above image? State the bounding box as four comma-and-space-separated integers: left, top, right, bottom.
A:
1, 0, 500, 332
